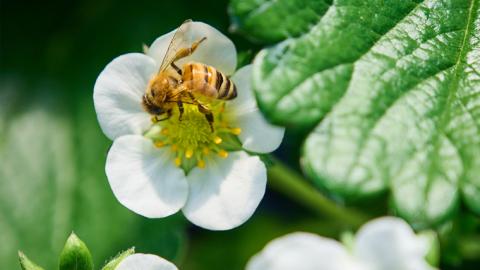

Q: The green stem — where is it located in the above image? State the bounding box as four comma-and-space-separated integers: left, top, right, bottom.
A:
267, 158, 370, 228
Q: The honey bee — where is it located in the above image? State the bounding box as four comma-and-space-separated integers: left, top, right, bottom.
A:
142, 19, 237, 131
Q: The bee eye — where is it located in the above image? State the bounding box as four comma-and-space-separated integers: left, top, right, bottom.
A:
152, 107, 164, 115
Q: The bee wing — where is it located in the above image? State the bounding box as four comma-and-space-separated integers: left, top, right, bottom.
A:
159, 19, 193, 72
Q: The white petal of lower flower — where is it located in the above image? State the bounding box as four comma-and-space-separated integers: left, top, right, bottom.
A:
354, 217, 433, 270
182, 151, 266, 230
116, 254, 178, 270
94, 53, 155, 140
247, 232, 363, 270
227, 65, 285, 153
106, 135, 188, 218
148, 21, 237, 75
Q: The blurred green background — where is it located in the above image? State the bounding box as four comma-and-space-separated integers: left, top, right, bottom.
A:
1, 0, 480, 269
0, 0, 328, 269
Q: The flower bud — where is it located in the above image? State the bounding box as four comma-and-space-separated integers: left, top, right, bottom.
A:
59, 232, 94, 270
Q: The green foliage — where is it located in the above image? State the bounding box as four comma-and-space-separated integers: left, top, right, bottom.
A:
18, 251, 44, 270
1, 1, 240, 269
101, 248, 135, 270
230, 0, 480, 228
230, 0, 331, 43
19, 234, 136, 270
59, 233, 94, 270
421, 230, 440, 267
0, 84, 185, 270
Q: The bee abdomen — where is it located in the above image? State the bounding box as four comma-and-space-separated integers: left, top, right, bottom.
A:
183, 63, 237, 100
215, 69, 237, 100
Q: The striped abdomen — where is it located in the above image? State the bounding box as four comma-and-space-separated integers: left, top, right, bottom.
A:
182, 62, 237, 100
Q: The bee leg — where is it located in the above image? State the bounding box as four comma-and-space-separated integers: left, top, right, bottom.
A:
187, 92, 197, 102
171, 37, 207, 63
177, 101, 184, 121
171, 63, 182, 76
156, 109, 173, 121
204, 112, 214, 132
189, 37, 207, 53
198, 104, 214, 132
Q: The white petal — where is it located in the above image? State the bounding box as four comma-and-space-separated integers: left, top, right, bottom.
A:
182, 151, 266, 230
145, 29, 174, 67
227, 65, 285, 153
94, 53, 155, 140
106, 135, 188, 218
247, 232, 363, 270
148, 21, 237, 75
116, 254, 178, 270
354, 217, 433, 270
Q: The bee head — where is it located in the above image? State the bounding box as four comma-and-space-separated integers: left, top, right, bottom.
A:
143, 74, 177, 116
142, 94, 167, 115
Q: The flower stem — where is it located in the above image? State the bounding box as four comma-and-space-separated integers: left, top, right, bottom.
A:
267, 158, 370, 228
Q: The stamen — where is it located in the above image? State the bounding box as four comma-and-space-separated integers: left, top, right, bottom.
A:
171, 144, 178, 151
230, 127, 242, 135
145, 102, 240, 170
214, 136, 222, 144
185, 149, 194, 159
175, 157, 182, 167
218, 150, 228, 158
154, 141, 165, 148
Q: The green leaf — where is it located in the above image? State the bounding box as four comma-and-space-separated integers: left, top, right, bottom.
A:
101, 248, 135, 270
230, 0, 480, 227
230, 0, 332, 43
0, 82, 186, 269
420, 230, 440, 267
18, 251, 44, 270
59, 233, 94, 270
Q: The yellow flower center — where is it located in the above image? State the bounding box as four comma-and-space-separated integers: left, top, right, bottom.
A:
144, 102, 241, 169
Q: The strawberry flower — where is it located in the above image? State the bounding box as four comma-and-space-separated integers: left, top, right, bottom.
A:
247, 217, 435, 270
116, 254, 178, 270
93, 21, 284, 230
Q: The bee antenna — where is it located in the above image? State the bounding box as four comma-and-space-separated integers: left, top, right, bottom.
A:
142, 94, 150, 105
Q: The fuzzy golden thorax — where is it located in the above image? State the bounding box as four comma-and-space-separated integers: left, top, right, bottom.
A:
142, 73, 179, 115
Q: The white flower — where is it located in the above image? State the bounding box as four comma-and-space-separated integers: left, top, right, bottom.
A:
93, 21, 284, 230
247, 217, 435, 270
116, 253, 178, 270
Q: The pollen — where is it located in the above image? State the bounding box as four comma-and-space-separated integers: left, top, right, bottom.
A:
154, 141, 165, 148
214, 136, 222, 144
185, 149, 194, 159
230, 127, 242, 135
175, 157, 182, 167
218, 150, 228, 158
171, 144, 178, 151
144, 102, 241, 170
